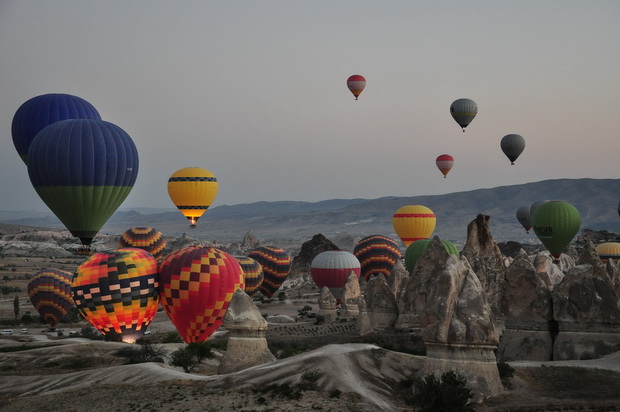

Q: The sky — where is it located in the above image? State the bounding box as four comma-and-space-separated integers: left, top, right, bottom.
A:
0, 1, 618, 213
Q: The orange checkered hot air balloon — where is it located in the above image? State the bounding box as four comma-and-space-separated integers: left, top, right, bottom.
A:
159, 246, 244, 343
392, 205, 436, 247
118, 227, 166, 259
72, 248, 159, 342
28, 269, 74, 328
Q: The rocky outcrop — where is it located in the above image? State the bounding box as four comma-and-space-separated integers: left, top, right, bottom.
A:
241, 231, 259, 250
318, 286, 338, 323
218, 289, 275, 374
461, 214, 507, 318
532, 252, 565, 289
341, 271, 361, 317
387, 260, 408, 299
364, 275, 398, 331
289, 234, 339, 278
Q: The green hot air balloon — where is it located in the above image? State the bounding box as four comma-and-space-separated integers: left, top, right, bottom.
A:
531, 201, 581, 259
404, 238, 459, 273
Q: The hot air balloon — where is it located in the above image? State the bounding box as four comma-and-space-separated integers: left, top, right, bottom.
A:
353, 235, 401, 280
12, 93, 101, 164
347, 75, 366, 100
516, 205, 532, 233
404, 238, 459, 273
435, 154, 454, 178
27, 119, 138, 253
310, 251, 361, 301
234, 255, 264, 297
595, 242, 620, 264
118, 227, 166, 259
247, 246, 291, 299
392, 205, 436, 247
167, 167, 218, 228
159, 246, 244, 343
530, 200, 548, 219
500, 134, 526, 165
27, 269, 74, 328
72, 248, 159, 342
531, 201, 581, 259
450, 98, 478, 132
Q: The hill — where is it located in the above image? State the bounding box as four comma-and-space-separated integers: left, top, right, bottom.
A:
2, 178, 619, 247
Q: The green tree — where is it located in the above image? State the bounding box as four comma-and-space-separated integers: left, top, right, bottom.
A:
411, 371, 474, 412
116, 341, 167, 364
13, 295, 19, 318
169, 341, 215, 373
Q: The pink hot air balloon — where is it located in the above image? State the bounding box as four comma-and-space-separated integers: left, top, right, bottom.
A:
435, 154, 454, 178
346, 75, 366, 100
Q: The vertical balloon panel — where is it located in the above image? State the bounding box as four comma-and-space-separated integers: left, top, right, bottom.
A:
353, 235, 401, 280
247, 246, 291, 299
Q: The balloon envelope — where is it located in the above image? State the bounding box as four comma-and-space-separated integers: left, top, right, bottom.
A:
450, 98, 478, 131
167, 167, 218, 228
531, 201, 581, 258
595, 242, 620, 263
234, 255, 264, 297
118, 227, 166, 259
27, 269, 74, 327
435, 154, 454, 178
248, 246, 291, 298
516, 205, 532, 233
404, 238, 459, 273
311, 251, 361, 300
392, 205, 436, 247
12, 93, 101, 164
72, 248, 159, 342
353, 235, 401, 280
500, 134, 526, 165
347, 74, 366, 100
27, 119, 138, 248
159, 246, 244, 343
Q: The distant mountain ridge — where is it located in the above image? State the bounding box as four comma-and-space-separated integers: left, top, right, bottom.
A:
2, 178, 619, 245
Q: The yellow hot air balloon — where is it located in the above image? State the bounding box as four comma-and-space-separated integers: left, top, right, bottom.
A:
167, 167, 218, 228
595, 242, 620, 264
392, 205, 436, 247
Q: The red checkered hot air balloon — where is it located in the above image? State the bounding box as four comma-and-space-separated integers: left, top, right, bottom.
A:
159, 246, 244, 343
247, 246, 291, 299
72, 248, 160, 342
118, 227, 166, 259
234, 255, 264, 297
28, 269, 74, 328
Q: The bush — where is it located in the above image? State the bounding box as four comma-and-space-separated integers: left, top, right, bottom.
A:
298, 369, 322, 391
161, 331, 184, 343
169, 341, 214, 373
497, 362, 515, 380
328, 389, 342, 398
116, 341, 167, 364
298, 305, 312, 317
411, 370, 474, 412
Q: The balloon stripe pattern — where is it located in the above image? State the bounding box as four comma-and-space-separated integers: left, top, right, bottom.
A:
347, 74, 366, 100
311, 251, 360, 300
72, 248, 159, 341
167, 167, 218, 227
119, 227, 166, 259
595, 242, 620, 263
392, 205, 437, 247
435, 154, 454, 178
353, 235, 401, 280
27, 269, 74, 327
12, 93, 101, 164
234, 256, 264, 297
159, 246, 244, 343
532, 200, 581, 259
248, 246, 291, 299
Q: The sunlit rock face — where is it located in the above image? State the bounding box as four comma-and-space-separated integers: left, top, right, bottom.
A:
218, 289, 275, 374
341, 271, 361, 317
364, 274, 398, 331
318, 286, 338, 323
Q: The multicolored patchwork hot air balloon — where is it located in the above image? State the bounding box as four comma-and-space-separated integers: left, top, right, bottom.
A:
353, 235, 401, 280
532, 200, 581, 259
311, 251, 360, 301
167, 167, 218, 228
347, 74, 366, 100
12, 93, 101, 164
27, 269, 74, 328
516, 205, 532, 233
404, 238, 459, 273
435, 154, 454, 178
27, 119, 139, 252
72, 248, 159, 342
450, 98, 478, 132
118, 227, 166, 259
234, 255, 264, 297
392, 205, 436, 247
159, 246, 244, 343
595, 242, 620, 264
500, 134, 526, 165
247, 246, 291, 299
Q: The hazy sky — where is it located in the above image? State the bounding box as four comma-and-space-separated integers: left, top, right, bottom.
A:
1, 1, 618, 213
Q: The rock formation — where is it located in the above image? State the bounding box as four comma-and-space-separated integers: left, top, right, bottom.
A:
532, 251, 565, 289
289, 234, 340, 279
341, 271, 361, 317
364, 275, 398, 331
318, 286, 338, 323
357, 292, 373, 335
460, 214, 507, 319
218, 289, 276, 374
241, 231, 259, 250
387, 260, 408, 299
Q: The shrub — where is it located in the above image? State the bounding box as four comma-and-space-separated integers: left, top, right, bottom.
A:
116, 341, 167, 364
169, 341, 214, 373
497, 362, 515, 380
298, 369, 322, 391
411, 370, 474, 412
161, 331, 184, 343
328, 389, 342, 398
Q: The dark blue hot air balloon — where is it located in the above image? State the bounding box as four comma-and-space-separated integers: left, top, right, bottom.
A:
11, 93, 101, 164
27, 119, 138, 251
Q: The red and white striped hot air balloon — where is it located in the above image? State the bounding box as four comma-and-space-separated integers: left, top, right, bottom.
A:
311, 251, 361, 302
436, 154, 454, 178
346, 75, 366, 100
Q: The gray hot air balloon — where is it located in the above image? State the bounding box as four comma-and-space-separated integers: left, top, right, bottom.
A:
450, 98, 478, 132
516, 205, 532, 233
500, 134, 526, 165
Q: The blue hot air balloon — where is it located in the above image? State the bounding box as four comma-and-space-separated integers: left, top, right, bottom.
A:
27, 119, 138, 251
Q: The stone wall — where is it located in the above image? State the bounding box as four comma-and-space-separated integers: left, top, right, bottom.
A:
267, 320, 357, 338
